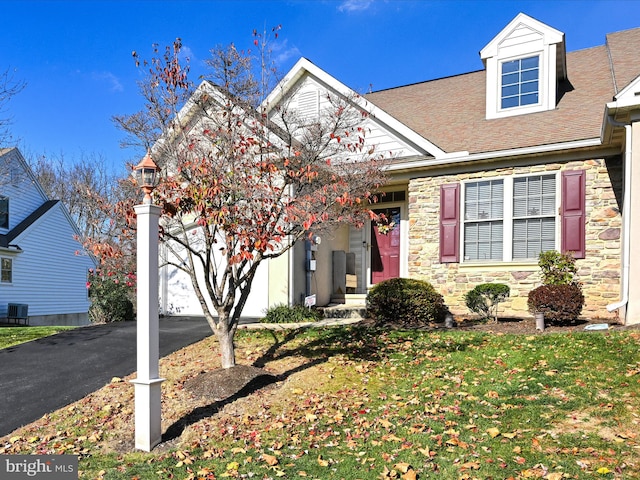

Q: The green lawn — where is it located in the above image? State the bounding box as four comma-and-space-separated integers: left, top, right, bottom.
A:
0, 326, 76, 349
2, 326, 639, 479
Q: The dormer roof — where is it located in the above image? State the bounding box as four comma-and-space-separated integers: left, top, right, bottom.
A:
365, 17, 640, 158
480, 13, 566, 81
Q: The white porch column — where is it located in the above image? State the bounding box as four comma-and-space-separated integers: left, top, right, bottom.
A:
625, 119, 640, 324
131, 203, 165, 451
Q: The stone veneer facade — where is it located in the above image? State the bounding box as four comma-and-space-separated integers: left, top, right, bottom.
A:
407, 159, 622, 321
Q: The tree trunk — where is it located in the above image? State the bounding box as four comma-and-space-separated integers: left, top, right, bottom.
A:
215, 319, 236, 369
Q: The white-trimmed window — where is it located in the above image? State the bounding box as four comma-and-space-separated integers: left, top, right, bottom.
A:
512, 175, 556, 258
1, 257, 12, 283
0, 196, 8, 229
463, 173, 557, 262
464, 179, 504, 261
501, 55, 539, 109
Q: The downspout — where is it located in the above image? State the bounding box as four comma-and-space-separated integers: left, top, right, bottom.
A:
606, 119, 632, 317
288, 237, 295, 306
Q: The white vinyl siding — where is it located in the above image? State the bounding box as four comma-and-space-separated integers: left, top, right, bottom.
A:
0, 203, 93, 317
463, 174, 557, 262
286, 77, 422, 159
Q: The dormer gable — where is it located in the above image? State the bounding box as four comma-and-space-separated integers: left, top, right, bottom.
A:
481, 13, 566, 119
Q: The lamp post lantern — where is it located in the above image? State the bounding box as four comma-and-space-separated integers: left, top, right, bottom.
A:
131, 151, 164, 451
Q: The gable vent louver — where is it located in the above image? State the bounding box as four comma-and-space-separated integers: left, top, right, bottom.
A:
297, 89, 319, 119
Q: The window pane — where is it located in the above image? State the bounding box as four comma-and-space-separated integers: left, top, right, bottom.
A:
501, 96, 519, 109
502, 60, 519, 74
0, 197, 8, 229
464, 221, 503, 261
502, 84, 519, 97
513, 218, 556, 259
501, 55, 539, 109
1, 258, 11, 283
521, 80, 539, 93
502, 73, 520, 86
465, 180, 503, 220
521, 56, 539, 69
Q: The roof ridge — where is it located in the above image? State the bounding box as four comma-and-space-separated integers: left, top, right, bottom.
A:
367, 69, 484, 95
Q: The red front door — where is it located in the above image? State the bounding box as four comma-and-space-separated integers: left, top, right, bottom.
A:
371, 207, 401, 284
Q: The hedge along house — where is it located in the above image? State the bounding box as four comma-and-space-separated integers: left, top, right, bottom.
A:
160, 13, 640, 325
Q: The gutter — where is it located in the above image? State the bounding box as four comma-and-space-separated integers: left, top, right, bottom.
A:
606, 118, 632, 317
387, 137, 604, 172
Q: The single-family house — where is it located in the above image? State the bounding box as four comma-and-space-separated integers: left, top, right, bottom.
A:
0, 147, 95, 325
160, 13, 640, 325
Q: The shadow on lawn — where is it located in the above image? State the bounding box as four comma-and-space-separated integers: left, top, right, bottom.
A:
161, 325, 386, 443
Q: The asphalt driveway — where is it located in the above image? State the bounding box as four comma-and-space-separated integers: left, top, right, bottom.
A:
0, 316, 215, 437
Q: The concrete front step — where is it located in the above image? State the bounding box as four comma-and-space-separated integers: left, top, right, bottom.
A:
319, 304, 368, 321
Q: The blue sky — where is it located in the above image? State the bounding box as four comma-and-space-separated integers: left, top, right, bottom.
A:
3, 0, 640, 175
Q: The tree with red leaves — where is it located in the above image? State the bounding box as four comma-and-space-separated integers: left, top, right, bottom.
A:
113, 35, 388, 368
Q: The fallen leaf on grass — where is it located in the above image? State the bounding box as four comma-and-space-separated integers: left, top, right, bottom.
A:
545, 473, 564, 480
487, 427, 501, 438
262, 454, 278, 466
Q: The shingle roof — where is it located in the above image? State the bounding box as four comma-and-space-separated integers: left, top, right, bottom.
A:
365, 28, 640, 155
0, 200, 59, 248
606, 27, 640, 95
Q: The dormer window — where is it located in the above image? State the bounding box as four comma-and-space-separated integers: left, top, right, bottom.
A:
481, 13, 566, 120
501, 55, 540, 109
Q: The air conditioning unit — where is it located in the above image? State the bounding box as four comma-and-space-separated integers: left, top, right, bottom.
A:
8, 303, 28, 323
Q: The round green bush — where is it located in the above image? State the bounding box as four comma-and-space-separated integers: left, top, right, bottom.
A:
366, 278, 448, 327
465, 283, 510, 322
527, 284, 584, 325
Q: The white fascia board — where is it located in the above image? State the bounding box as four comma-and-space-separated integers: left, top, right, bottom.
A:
611, 75, 640, 109
387, 137, 603, 172
0, 246, 23, 254
480, 12, 564, 60
262, 57, 447, 159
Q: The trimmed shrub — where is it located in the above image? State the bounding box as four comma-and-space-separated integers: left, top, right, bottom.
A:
89, 274, 135, 323
538, 250, 578, 285
261, 304, 322, 323
465, 283, 510, 322
527, 284, 584, 324
528, 250, 584, 325
366, 278, 448, 327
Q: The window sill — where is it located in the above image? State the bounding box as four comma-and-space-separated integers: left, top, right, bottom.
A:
459, 261, 538, 272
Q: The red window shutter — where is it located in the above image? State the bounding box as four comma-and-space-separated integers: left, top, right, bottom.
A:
440, 183, 460, 263
561, 170, 586, 259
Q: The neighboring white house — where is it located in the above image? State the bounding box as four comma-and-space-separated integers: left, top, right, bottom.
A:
0, 147, 95, 325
